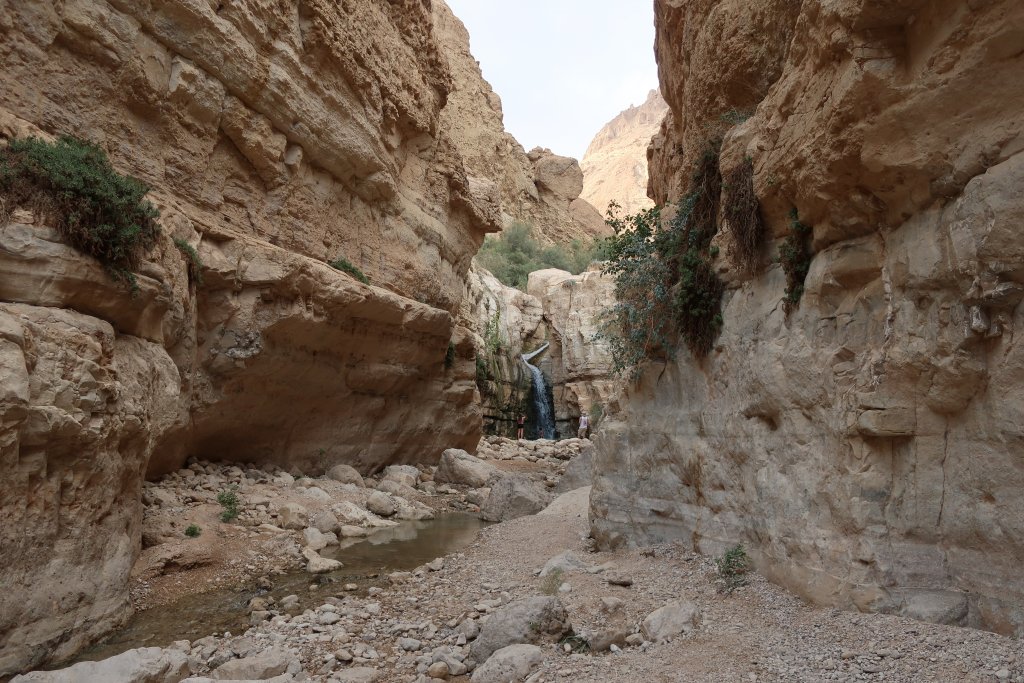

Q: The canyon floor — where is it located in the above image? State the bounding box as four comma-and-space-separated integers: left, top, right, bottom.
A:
16, 441, 1023, 683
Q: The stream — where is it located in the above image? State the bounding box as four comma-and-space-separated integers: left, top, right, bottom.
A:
74, 513, 486, 664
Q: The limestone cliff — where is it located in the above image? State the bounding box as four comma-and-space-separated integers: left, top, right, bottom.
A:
527, 268, 617, 431
581, 89, 668, 217
432, 1, 607, 245
0, 0, 507, 673
593, 0, 1024, 637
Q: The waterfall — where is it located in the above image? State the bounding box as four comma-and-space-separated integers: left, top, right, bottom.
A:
521, 343, 556, 440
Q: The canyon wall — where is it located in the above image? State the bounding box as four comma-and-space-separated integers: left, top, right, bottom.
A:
581, 89, 667, 217
432, 1, 607, 245
0, 0, 524, 673
593, 0, 1024, 637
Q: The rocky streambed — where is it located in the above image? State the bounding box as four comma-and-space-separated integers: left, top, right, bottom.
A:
12, 438, 1024, 683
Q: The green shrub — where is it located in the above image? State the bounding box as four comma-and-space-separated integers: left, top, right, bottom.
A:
173, 237, 204, 286
716, 544, 752, 593
484, 311, 502, 355
217, 488, 240, 522
329, 256, 369, 285
723, 157, 765, 275
780, 208, 813, 313
599, 141, 725, 374
184, 524, 201, 538
0, 135, 160, 289
476, 222, 602, 290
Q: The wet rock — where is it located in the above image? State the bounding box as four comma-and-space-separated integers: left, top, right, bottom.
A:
302, 527, 337, 550
470, 644, 542, 683
470, 596, 572, 662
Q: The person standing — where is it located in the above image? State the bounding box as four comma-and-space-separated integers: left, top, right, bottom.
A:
516, 413, 526, 440
577, 411, 590, 439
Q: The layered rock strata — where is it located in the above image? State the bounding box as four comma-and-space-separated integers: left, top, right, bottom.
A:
0, 0, 520, 673
593, 0, 1024, 637
527, 268, 617, 431
432, 1, 607, 244
581, 89, 668, 217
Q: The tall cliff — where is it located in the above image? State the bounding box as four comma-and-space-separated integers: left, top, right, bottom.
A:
581, 89, 668, 217
0, 0, 525, 674
432, 1, 607, 245
592, 0, 1024, 637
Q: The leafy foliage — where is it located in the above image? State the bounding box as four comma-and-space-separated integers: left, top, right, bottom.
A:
476, 222, 602, 290
599, 142, 725, 376
0, 135, 160, 289
723, 157, 765, 275
329, 255, 369, 285
173, 237, 204, 286
184, 524, 201, 538
484, 310, 503, 355
780, 208, 813, 313
716, 544, 752, 593
217, 489, 240, 522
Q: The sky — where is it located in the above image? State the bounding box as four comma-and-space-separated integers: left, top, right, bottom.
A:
444, 1, 659, 161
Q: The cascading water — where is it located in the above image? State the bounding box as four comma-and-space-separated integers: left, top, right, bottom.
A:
521, 343, 556, 440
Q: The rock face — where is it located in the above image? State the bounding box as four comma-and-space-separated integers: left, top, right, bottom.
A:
592, 0, 1024, 637
581, 90, 668, 217
0, 0, 539, 673
432, 2, 607, 245
527, 267, 617, 431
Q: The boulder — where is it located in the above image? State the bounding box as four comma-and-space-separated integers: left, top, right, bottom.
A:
302, 547, 342, 574
11, 647, 188, 683
301, 527, 337, 550
382, 465, 420, 488
480, 476, 550, 522
365, 491, 396, 517
310, 510, 340, 534
331, 668, 379, 683
376, 479, 420, 500
554, 446, 593, 493
434, 449, 497, 488
538, 550, 587, 578
470, 596, 572, 662
470, 644, 543, 683
640, 600, 700, 642
326, 464, 365, 487
210, 648, 292, 679
277, 503, 308, 530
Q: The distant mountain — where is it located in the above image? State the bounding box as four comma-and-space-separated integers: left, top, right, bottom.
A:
581, 90, 669, 217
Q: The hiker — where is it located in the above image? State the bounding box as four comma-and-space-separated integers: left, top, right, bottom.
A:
578, 411, 590, 439
517, 413, 526, 440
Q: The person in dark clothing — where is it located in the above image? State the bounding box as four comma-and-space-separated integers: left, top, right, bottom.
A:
517, 413, 526, 440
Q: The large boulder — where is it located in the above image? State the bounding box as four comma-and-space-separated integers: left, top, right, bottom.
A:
381, 465, 419, 488
554, 446, 593, 493
470, 596, 572, 662
434, 449, 498, 488
480, 476, 550, 522
210, 648, 293, 679
277, 503, 308, 531
326, 464, 365, 487
11, 647, 188, 683
365, 491, 396, 517
640, 600, 701, 643
470, 644, 543, 683
302, 547, 342, 574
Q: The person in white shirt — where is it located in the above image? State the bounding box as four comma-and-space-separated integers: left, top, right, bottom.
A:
577, 411, 590, 439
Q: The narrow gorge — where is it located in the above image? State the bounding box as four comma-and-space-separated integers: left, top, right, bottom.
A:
0, 1, 1022, 682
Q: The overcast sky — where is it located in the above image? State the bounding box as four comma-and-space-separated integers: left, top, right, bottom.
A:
444, 1, 659, 161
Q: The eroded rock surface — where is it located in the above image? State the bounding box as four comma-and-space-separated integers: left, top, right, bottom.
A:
593, 0, 1024, 637
581, 89, 668, 217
